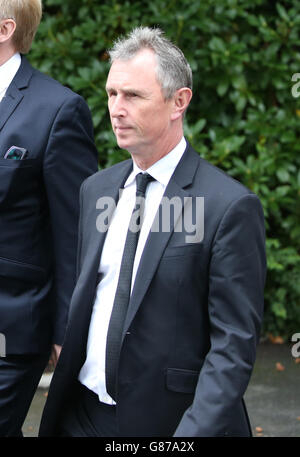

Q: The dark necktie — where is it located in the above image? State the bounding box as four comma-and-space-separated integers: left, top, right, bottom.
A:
105, 172, 154, 401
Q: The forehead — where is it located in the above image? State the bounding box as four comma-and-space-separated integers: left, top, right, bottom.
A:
106, 49, 160, 91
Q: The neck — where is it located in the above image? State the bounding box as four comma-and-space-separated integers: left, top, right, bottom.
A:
0, 47, 17, 66
131, 129, 183, 171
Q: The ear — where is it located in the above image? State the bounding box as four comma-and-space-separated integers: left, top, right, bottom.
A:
0, 19, 17, 44
170, 87, 193, 121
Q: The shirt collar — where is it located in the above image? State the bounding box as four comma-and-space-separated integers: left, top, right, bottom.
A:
124, 137, 186, 188
0, 52, 21, 91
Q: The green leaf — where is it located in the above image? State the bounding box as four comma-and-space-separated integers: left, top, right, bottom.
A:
217, 80, 229, 97
276, 169, 290, 183
208, 37, 226, 53
276, 3, 290, 22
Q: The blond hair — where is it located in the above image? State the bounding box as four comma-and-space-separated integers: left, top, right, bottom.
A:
0, 0, 42, 53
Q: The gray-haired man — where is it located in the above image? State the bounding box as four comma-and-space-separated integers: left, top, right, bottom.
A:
39, 27, 266, 437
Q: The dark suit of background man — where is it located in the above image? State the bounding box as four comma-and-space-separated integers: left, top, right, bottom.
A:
39, 26, 266, 437
0, 0, 98, 436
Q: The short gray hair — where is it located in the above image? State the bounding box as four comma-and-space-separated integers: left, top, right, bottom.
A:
108, 26, 193, 100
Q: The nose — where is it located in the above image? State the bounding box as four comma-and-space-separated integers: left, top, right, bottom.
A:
109, 94, 126, 118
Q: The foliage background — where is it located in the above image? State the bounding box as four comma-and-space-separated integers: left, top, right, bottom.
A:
28, 0, 300, 338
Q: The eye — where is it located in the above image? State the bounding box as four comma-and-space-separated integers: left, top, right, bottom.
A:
126, 92, 138, 98
107, 90, 117, 98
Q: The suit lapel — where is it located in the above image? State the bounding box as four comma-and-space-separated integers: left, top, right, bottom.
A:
0, 85, 24, 132
87, 160, 133, 276
122, 143, 201, 340
0, 56, 33, 132
66, 161, 133, 369
72, 161, 133, 317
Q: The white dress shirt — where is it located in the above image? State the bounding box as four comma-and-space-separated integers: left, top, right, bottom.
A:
78, 137, 187, 404
0, 53, 21, 102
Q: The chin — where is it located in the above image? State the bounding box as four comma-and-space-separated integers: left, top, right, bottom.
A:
117, 140, 131, 150
116, 137, 136, 151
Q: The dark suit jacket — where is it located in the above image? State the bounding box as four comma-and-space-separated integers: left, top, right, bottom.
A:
0, 56, 98, 354
39, 143, 266, 437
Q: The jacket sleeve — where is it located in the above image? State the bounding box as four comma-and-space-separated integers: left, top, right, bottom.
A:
43, 93, 98, 346
174, 193, 266, 436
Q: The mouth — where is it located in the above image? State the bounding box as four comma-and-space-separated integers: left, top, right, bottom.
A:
114, 126, 132, 132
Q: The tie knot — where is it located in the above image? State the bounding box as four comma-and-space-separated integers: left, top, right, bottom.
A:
135, 173, 154, 197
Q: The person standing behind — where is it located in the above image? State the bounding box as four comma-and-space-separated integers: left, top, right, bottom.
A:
0, 0, 98, 436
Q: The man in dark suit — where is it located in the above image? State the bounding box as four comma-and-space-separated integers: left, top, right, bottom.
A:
39, 26, 266, 437
0, 0, 98, 436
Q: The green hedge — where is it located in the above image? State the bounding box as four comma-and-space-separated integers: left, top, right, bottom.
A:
28, 0, 300, 338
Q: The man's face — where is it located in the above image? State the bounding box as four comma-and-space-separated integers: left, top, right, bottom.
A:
106, 49, 175, 159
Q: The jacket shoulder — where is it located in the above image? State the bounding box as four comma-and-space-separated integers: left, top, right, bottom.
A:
18, 57, 84, 104
31, 68, 78, 100
187, 144, 260, 214
82, 159, 132, 191
189, 147, 253, 202
201, 157, 251, 193
184, 143, 252, 198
